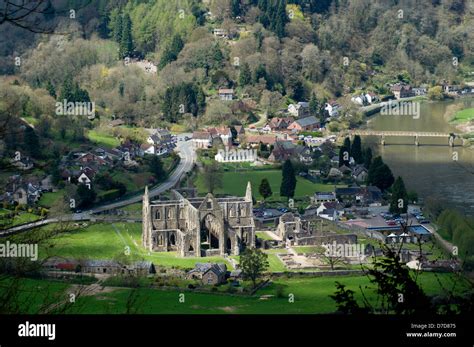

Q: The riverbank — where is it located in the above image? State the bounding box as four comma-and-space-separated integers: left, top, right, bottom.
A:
365, 97, 474, 215
450, 107, 474, 135
361, 96, 428, 116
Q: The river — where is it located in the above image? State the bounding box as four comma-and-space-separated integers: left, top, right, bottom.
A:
365, 97, 474, 215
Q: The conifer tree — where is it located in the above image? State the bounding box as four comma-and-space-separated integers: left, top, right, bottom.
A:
280, 159, 296, 198
119, 14, 133, 58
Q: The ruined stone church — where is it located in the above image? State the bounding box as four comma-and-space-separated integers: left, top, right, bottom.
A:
142, 183, 255, 257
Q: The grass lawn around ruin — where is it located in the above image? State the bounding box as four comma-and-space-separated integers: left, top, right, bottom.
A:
37, 223, 233, 270
6, 271, 462, 314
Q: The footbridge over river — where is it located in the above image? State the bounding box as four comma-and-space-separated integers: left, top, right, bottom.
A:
350, 130, 460, 146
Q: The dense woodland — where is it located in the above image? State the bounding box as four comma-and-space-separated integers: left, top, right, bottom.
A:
0, 0, 473, 157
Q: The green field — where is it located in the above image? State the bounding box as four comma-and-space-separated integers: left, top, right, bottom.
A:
39, 223, 232, 269
256, 231, 275, 240
196, 169, 339, 200
39, 190, 65, 208
12, 212, 42, 226
451, 107, 474, 123
265, 253, 287, 272
5, 271, 464, 314
87, 129, 121, 148
293, 246, 325, 254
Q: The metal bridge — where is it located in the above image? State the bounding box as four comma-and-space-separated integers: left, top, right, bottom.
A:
350, 130, 459, 146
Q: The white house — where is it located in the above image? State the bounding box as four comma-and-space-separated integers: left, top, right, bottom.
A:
213, 28, 228, 39
287, 102, 309, 117
218, 89, 234, 101
78, 173, 92, 185
141, 144, 156, 155
412, 87, 427, 96
365, 92, 378, 104
316, 202, 344, 221
192, 131, 213, 149
325, 101, 340, 117
351, 95, 365, 106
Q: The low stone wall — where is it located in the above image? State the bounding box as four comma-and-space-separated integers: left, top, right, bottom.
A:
294, 233, 358, 246
270, 270, 365, 278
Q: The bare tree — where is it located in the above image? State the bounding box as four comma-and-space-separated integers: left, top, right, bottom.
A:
0, 0, 56, 33
318, 243, 347, 270
0, 0, 92, 34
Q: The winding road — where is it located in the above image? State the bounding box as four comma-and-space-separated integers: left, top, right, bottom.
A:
1, 134, 196, 235
91, 133, 195, 213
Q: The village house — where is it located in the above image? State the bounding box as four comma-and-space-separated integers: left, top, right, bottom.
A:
140, 143, 156, 156
118, 140, 142, 159
207, 126, 233, 147
287, 116, 320, 132
335, 186, 383, 206
339, 165, 352, 175
233, 125, 245, 140
140, 143, 169, 157
298, 147, 314, 164
186, 263, 227, 285
312, 192, 337, 204
61, 166, 98, 185
215, 148, 257, 163
10, 157, 34, 171
443, 83, 461, 95
192, 131, 213, 149
10, 183, 41, 205
213, 28, 228, 39
391, 83, 415, 99
76, 152, 108, 166
327, 167, 343, 180
244, 134, 279, 146
324, 101, 340, 117
81, 260, 156, 276
218, 88, 234, 101
0, 175, 47, 205
316, 201, 345, 221
307, 169, 322, 178
43, 258, 80, 272
287, 102, 309, 117
268, 141, 302, 162
412, 87, 427, 96
262, 117, 294, 132
147, 128, 172, 145
330, 155, 340, 166
352, 165, 368, 182
94, 147, 124, 162
351, 92, 378, 106
365, 92, 378, 104
77, 172, 92, 186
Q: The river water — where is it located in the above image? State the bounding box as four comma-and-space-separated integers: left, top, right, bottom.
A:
365, 97, 474, 215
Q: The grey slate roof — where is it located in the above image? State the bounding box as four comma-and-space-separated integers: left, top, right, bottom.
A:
295, 116, 319, 127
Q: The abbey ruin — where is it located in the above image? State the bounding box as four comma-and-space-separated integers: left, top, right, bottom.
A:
142, 183, 255, 257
